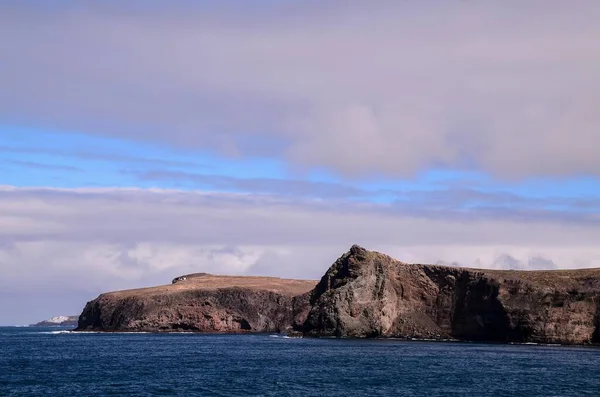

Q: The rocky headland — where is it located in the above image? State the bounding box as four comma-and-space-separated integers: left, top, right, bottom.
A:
77, 245, 600, 345
76, 274, 315, 333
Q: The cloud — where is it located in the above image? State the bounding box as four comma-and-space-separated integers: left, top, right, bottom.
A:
0, 145, 207, 169
131, 169, 373, 199
4, 159, 82, 172
129, 169, 600, 216
1, 185, 599, 324
1, 1, 600, 178
3, 185, 599, 245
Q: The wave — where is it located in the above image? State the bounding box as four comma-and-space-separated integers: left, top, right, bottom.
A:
37, 330, 151, 335
36, 330, 74, 334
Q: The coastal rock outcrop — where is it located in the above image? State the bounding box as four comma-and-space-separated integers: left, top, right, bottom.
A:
76, 274, 316, 333
302, 245, 600, 344
77, 246, 600, 344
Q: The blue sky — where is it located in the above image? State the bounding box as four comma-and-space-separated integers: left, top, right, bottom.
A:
3, 126, 600, 210
1, 1, 600, 324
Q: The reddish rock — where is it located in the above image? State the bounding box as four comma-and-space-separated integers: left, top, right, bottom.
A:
303, 245, 600, 344
77, 246, 600, 345
76, 274, 316, 333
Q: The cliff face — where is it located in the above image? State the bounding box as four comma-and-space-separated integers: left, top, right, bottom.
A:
77, 246, 600, 344
76, 274, 316, 333
302, 245, 600, 344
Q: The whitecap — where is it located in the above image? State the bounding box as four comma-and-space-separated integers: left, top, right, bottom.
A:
269, 334, 293, 339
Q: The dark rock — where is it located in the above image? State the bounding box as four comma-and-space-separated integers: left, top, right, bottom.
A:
76, 246, 600, 345
302, 246, 600, 344
76, 274, 316, 333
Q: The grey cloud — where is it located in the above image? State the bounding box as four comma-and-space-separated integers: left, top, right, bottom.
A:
401, 187, 600, 211
1, 2, 600, 178
132, 169, 370, 199
2, 186, 599, 248
393, 188, 600, 225
1, 186, 600, 247
4, 159, 82, 172
0, 288, 94, 326
132, 170, 600, 218
0, 237, 17, 251
435, 254, 559, 270
492, 254, 522, 269
0, 145, 207, 169
1, 185, 600, 324
528, 256, 556, 269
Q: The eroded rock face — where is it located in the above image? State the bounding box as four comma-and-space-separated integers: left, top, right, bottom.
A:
76, 275, 316, 333
77, 246, 600, 344
302, 245, 600, 344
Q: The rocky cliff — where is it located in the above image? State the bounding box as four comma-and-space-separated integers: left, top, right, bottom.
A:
77, 246, 600, 344
302, 245, 600, 344
76, 274, 316, 333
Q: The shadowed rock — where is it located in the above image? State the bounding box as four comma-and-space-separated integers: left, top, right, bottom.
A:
77, 246, 600, 344
76, 274, 316, 333
303, 245, 600, 344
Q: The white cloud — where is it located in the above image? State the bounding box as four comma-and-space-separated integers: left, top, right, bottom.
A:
1, 1, 599, 178
1, 186, 599, 324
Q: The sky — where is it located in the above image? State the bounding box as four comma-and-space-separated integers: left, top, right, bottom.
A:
1, 0, 600, 325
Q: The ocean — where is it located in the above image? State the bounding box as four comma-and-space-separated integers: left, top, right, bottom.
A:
1, 326, 599, 396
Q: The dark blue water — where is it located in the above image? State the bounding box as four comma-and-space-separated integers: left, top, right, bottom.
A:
1, 327, 599, 396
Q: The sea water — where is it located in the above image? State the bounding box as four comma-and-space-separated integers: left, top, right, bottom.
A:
1, 326, 599, 396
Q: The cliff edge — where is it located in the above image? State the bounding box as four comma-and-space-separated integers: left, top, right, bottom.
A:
76, 274, 316, 333
77, 246, 600, 344
303, 245, 600, 344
